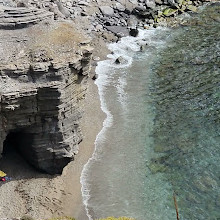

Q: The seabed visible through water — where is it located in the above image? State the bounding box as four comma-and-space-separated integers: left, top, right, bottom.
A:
81, 4, 220, 220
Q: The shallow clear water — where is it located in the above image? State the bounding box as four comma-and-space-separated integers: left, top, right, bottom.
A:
81, 4, 220, 220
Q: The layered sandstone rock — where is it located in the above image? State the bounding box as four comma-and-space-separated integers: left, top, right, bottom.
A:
0, 6, 53, 29
0, 4, 93, 174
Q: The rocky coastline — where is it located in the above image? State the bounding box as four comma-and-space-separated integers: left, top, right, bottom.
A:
0, 0, 215, 174
0, 0, 218, 219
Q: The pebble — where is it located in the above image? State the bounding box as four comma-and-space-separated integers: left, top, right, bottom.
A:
93, 56, 100, 61
95, 24, 103, 31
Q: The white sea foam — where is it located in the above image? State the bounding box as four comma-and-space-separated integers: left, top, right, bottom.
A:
116, 74, 128, 106
80, 58, 114, 220
80, 26, 168, 220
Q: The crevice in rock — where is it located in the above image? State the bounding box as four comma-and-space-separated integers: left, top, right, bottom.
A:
2, 129, 35, 166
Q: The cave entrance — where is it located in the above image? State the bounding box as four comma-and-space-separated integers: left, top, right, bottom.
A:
1, 130, 37, 178
2, 131, 21, 156
2, 130, 33, 157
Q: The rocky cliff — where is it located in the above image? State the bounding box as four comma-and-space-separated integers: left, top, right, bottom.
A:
0, 0, 214, 174
0, 4, 93, 174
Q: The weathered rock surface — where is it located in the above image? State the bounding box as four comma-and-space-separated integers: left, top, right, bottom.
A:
2, 0, 212, 40
0, 4, 93, 174
99, 5, 114, 16
0, 6, 53, 29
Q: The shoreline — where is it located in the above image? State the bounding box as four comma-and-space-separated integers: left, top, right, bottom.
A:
61, 78, 106, 220
0, 0, 217, 219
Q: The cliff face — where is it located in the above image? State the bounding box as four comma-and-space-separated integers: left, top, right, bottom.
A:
0, 5, 93, 174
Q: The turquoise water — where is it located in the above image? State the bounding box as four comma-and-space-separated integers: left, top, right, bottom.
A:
81, 4, 220, 220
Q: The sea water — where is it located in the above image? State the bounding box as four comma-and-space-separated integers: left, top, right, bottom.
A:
81, 4, 220, 220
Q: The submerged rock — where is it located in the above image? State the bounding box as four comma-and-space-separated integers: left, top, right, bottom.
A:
147, 161, 168, 173
129, 28, 139, 37
115, 56, 127, 64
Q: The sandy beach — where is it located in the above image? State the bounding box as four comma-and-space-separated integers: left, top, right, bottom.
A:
0, 0, 215, 219
0, 78, 105, 220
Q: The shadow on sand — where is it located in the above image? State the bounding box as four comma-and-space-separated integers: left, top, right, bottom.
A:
0, 140, 57, 185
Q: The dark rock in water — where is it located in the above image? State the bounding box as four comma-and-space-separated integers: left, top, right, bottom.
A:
129, 28, 139, 37
139, 43, 149, 51
115, 56, 126, 64
92, 73, 98, 80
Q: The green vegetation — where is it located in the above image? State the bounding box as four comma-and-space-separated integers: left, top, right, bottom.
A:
163, 8, 178, 16
154, 0, 200, 23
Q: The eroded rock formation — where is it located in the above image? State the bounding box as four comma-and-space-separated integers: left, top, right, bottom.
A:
0, 3, 93, 174
0, 6, 53, 29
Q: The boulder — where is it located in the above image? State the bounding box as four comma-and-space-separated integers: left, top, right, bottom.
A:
99, 6, 114, 16
115, 56, 127, 64
55, 0, 71, 18
129, 28, 139, 37
105, 25, 129, 37
145, 0, 156, 9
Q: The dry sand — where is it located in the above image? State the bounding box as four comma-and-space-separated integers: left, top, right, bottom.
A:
0, 78, 105, 220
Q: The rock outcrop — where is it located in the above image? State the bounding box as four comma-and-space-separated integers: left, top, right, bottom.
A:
0, 3, 93, 174
0, 6, 53, 29
0, 0, 214, 175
